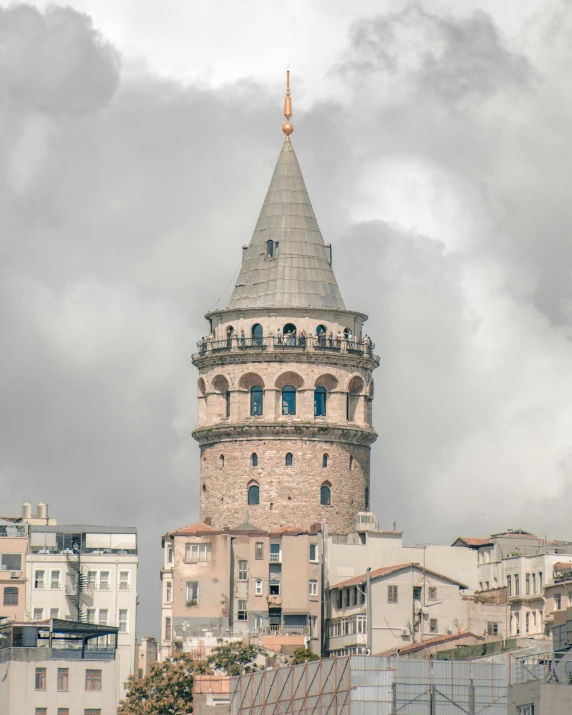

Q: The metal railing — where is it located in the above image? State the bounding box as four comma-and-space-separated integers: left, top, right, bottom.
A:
193, 336, 378, 363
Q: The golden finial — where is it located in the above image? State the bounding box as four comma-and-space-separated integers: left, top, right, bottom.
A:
282, 70, 293, 141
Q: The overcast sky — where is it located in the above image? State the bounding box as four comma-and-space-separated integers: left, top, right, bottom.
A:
1, 0, 572, 638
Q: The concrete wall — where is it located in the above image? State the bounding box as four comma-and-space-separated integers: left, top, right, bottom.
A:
0, 648, 118, 715
0, 534, 28, 622
509, 681, 572, 714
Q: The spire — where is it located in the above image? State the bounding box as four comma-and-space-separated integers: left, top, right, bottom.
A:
227, 75, 346, 312
282, 70, 293, 141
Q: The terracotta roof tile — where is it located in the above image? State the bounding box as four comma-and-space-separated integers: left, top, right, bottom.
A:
378, 632, 481, 657
164, 522, 221, 537
331, 563, 468, 590
454, 537, 490, 547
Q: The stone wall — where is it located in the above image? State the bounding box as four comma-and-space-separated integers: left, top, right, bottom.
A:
201, 439, 370, 533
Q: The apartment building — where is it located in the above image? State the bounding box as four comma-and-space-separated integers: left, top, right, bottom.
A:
0, 519, 28, 622
0, 618, 120, 715
326, 562, 506, 656
455, 529, 572, 637
26, 522, 138, 700
161, 519, 322, 659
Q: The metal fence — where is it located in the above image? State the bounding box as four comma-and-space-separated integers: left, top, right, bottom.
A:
230, 655, 508, 715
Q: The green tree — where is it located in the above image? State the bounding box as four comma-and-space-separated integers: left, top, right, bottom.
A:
118, 654, 204, 715
207, 639, 262, 676
291, 647, 320, 664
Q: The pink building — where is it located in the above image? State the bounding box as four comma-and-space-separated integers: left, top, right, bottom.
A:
0, 518, 28, 622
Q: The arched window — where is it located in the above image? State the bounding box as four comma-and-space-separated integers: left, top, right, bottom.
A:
316, 324, 327, 346
252, 323, 263, 345
282, 385, 296, 415
323, 454, 328, 468
320, 483, 331, 506
314, 386, 326, 416
285, 453, 293, 467
251, 453, 258, 467
248, 484, 260, 505
225, 390, 231, 418
202, 484, 206, 492
344, 328, 350, 339
283, 323, 297, 345
266, 240, 274, 258
250, 386, 263, 416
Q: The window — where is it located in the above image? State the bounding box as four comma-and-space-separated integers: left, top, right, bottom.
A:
269, 579, 281, 595
413, 586, 422, 601
99, 571, 110, 590
35, 667, 47, 689
50, 608, 59, 619
58, 709, 70, 715
539, 572, 543, 589
532, 573, 536, 593
322, 453, 328, 468
487, 622, 499, 635
266, 240, 274, 258
225, 390, 231, 418
517, 705, 534, 715
285, 452, 293, 466
555, 593, 562, 610
337, 589, 343, 609
51, 570, 61, 589
507, 575, 512, 596
166, 581, 172, 602
186, 581, 199, 605
118, 609, 128, 633
167, 544, 173, 564
33, 608, 44, 621
320, 483, 331, 506
3, 586, 18, 606
314, 386, 327, 416
309, 544, 318, 562
250, 386, 263, 416
309, 579, 318, 596
282, 385, 296, 415
526, 573, 530, 595
429, 619, 438, 633
87, 571, 97, 588
85, 711, 102, 715
238, 560, 248, 581
87, 609, 96, 624
248, 484, 260, 505
1, 553, 22, 570
36, 710, 47, 715
256, 580, 263, 595
34, 570, 45, 589
388, 585, 398, 603
185, 543, 212, 562
428, 587, 437, 600
99, 609, 108, 626
270, 543, 281, 562
57, 668, 69, 691
86, 669, 102, 691
357, 614, 367, 633
251, 452, 258, 467
349, 456, 354, 470
119, 571, 130, 590
526, 612, 530, 632
238, 599, 248, 620
515, 574, 520, 596
252, 323, 263, 345
165, 617, 172, 641
255, 542, 263, 560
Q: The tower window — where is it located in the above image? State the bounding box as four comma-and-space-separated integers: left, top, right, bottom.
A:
314, 386, 327, 416
285, 453, 293, 467
202, 484, 206, 492
283, 323, 297, 344
248, 484, 260, 505
266, 240, 274, 258
250, 385, 263, 416
225, 390, 231, 418
322, 454, 328, 468
251, 453, 258, 467
252, 323, 263, 345
320, 483, 331, 506
282, 385, 296, 415
219, 455, 224, 469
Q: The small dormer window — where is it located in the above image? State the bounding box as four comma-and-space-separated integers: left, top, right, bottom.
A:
267, 241, 274, 258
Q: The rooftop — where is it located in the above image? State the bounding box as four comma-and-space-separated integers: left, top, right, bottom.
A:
331, 563, 469, 590
378, 632, 483, 657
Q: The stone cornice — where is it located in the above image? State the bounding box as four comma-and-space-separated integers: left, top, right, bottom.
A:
192, 349, 379, 372
192, 422, 378, 447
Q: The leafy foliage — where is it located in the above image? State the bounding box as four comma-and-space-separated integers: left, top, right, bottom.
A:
207, 639, 262, 676
291, 647, 320, 664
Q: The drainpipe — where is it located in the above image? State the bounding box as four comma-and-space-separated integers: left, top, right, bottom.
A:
366, 567, 372, 655
321, 523, 329, 655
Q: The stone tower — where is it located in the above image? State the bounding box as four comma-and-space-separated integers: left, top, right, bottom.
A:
192, 83, 378, 534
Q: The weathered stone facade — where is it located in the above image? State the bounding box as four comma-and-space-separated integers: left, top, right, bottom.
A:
191, 138, 379, 534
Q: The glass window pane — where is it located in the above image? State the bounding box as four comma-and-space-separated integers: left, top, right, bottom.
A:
314, 386, 326, 416
250, 386, 263, 416
320, 484, 331, 506
282, 386, 296, 415
248, 485, 260, 505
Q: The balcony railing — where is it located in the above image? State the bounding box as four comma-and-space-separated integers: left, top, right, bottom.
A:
193, 336, 379, 364
269, 552, 282, 563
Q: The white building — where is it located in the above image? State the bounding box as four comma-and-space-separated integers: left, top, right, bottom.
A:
26, 523, 138, 701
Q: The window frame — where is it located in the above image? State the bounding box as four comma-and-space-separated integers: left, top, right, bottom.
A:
85, 669, 102, 691
248, 483, 260, 505
98, 609, 108, 626
118, 570, 130, 590
250, 386, 264, 416
118, 609, 129, 634
238, 560, 248, 582
186, 581, 199, 605
281, 385, 296, 415
429, 618, 438, 633
387, 585, 398, 604
314, 386, 327, 416
34, 569, 45, 590
165, 617, 172, 641
255, 579, 263, 595
428, 586, 437, 601
35, 667, 47, 690
237, 599, 248, 621
309, 579, 318, 596
285, 452, 293, 467
309, 543, 318, 562
57, 667, 69, 691
255, 542, 263, 560
185, 542, 212, 563
51, 569, 61, 590
3, 586, 18, 606
33, 607, 44, 621
320, 483, 331, 506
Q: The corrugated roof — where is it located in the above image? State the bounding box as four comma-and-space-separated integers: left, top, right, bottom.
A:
227, 140, 346, 311
331, 562, 469, 590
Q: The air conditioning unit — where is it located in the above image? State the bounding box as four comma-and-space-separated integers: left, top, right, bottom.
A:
400, 628, 409, 636
10, 571, 21, 579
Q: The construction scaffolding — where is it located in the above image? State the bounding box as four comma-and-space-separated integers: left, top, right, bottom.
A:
230, 654, 508, 714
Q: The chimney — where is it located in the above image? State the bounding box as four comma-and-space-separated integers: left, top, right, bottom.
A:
22, 502, 32, 519
37, 503, 48, 520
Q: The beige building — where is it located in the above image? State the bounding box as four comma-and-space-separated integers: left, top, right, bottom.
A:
326, 562, 507, 656
161, 519, 322, 659
135, 635, 158, 678
0, 618, 120, 715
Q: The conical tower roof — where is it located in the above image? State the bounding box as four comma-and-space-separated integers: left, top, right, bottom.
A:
227, 140, 346, 311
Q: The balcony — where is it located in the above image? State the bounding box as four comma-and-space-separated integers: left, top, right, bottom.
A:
192, 336, 379, 365
269, 552, 282, 564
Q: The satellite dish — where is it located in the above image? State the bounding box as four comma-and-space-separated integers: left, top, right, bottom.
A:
422, 607, 429, 616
